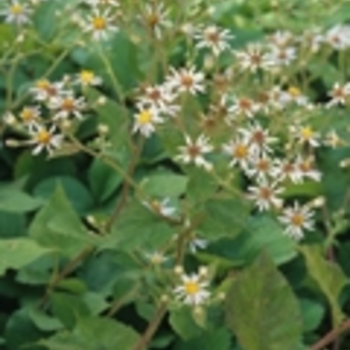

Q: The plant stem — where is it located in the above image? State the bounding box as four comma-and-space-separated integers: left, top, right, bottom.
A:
311, 318, 350, 350
38, 246, 94, 309
132, 303, 167, 350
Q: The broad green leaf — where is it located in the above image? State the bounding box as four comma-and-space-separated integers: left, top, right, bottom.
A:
104, 201, 176, 251
197, 197, 251, 240
141, 172, 188, 197
29, 185, 96, 257
28, 307, 64, 332
51, 292, 90, 329
0, 211, 26, 238
33, 176, 94, 214
0, 187, 43, 213
174, 328, 231, 350
39, 317, 139, 350
226, 253, 302, 350
169, 307, 203, 341
299, 299, 325, 332
88, 159, 122, 203
300, 245, 348, 326
0, 238, 53, 276
5, 309, 45, 350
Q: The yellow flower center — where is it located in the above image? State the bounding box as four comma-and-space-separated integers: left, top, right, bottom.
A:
137, 110, 153, 125
291, 213, 304, 227
93, 17, 107, 30
300, 127, 314, 140
61, 98, 75, 111
80, 70, 95, 84
36, 130, 52, 145
20, 108, 35, 122
147, 13, 159, 27
184, 281, 200, 295
288, 86, 301, 97
36, 79, 50, 89
234, 144, 248, 159
181, 74, 194, 88
10, 4, 24, 15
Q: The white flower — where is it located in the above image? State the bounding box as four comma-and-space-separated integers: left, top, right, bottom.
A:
49, 93, 86, 120
174, 272, 210, 306
279, 202, 314, 240
145, 251, 167, 266
296, 157, 322, 182
281, 86, 308, 106
290, 124, 320, 148
248, 180, 284, 211
1, 2, 32, 26
19, 106, 41, 129
188, 235, 208, 254
230, 96, 259, 119
246, 155, 277, 182
138, 84, 180, 117
29, 124, 63, 155
132, 107, 163, 137
222, 138, 253, 170
166, 66, 205, 95
267, 46, 297, 67
30, 79, 67, 102
326, 82, 350, 108
325, 25, 350, 51
143, 3, 170, 39
238, 123, 277, 156
175, 134, 213, 171
272, 159, 303, 184
234, 44, 272, 72
194, 25, 233, 56
83, 8, 118, 41
85, 0, 119, 7
143, 198, 176, 218
76, 70, 102, 87
268, 30, 294, 47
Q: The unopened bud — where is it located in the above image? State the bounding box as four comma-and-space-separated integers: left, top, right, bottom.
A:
174, 265, 183, 275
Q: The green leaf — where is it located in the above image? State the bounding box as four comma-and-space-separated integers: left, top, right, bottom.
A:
141, 172, 188, 198
226, 253, 302, 350
174, 328, 231, 350
197, 197, 251, 240
33, 176, 94, 215
51, 292, 90, 329
29, 185, 96, 258
169, 307, 204, 341
5, 309, 44, 350
300, 245, 348, 326
39, 317, 139, 350
104, 201, 175, 251
88, 159, 122, 203
0, 238, 53, 277
299, 299, 325, 332
0, 187, 43, 213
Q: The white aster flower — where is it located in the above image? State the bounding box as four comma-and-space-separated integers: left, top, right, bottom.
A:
85, 0, 119, 7
267, 46, 297, 67
174, 272, 210, 306
29, 124, 63, 155
30, 79, 67, 102
230, 96, 259, 119
167, 66, 205, 95
272, 159, 303, 184
1, 2, 32, 26
326, 82, 350, 108
76, 70, 102, 87
143, 3, 170, 39
290, 124, 320, 148
49, 93, 86, 120
296, 156, 322, 182
194, 25, 233, 56
19, 106, 41, 129
222, 138, 253, 170
83, 8, 118, 41
132, 107, 163, 137
175, 134, 213, 171
279, 202, 314, 240
325, 25, 350, 51
143, 198, 176, 218
234, 44, 272, 72
247, 180, 284, 211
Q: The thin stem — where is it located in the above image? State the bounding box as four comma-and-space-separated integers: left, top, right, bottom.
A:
38, 246, 94, 309
311, 318, 350, 350
132, 303, 167, 350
